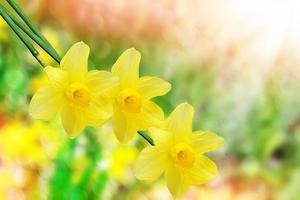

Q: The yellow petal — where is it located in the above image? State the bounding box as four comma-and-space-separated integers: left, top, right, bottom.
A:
29, 86, 64, 120
136, 101, 164, 130
137, 76, 171, 99
87, 70, 119, 97
61, 42, 89, 81
186, 155, 217, 185
44, 66, 68, 89
134, 146, 167, 181
111, 48, 141, 88
165, 103, 194, 138
191, 131, 224, 153
85, 98, 112, 126
61, 105, 86, 138
112, 108, 137, 142
165, 166, 190, 197
148, 127, 173, 149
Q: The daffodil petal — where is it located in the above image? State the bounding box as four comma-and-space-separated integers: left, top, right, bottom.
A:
191, 131, 224, 153
186, 155, 217, 185
61, 42, 89, 81
87, 70, 119, 97
134, 146, 166, 181
29, 86, 64, 120
136, 101, 164, 130
165, 103, 194, 138
137, 76, 171, 99
112, 109, 136, 142
44, 66, 68, 89
111, 48, 141, 88
61, 105, 86, 138
148, 127, 173, 149
165, 166, 190, 197
85, 98, 112, 126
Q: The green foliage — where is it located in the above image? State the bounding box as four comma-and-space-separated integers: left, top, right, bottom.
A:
49, 128, 108, 200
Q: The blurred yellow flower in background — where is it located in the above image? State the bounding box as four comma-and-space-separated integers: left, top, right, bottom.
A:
134, 103, 224, 197
0, 168, 14, 200
108, 145, 138, 182
0, 120, 62, 167
0, 17, 8, 42
0, 118, 65, 200
29, 42, 119, 138
111, 48, 171, 142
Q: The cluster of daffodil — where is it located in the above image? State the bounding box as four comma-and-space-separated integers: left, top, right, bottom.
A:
28, 42, 224, 197
0, 0, 224, 197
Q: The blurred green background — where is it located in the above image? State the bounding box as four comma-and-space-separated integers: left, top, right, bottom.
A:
1, 0, 300, 199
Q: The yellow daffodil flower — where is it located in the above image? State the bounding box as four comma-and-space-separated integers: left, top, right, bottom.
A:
0, 120, 63, 167
29, 42, 119, 138
108, 145, 138, 182
134, 103, 224, 197
111, 48, 171, 142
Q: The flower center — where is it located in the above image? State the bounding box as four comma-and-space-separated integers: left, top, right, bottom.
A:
65, 82, 91, 107
169, 143, 196, 168
117, 89, 142, 113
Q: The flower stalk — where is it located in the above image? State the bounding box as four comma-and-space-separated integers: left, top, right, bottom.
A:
6, 0, 61, 62
1, 6, 60, 64
0, 5, 45, 66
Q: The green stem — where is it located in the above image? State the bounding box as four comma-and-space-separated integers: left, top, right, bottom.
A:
138, 131, 154, 146
3, 6, 61, 64
6, 0, 61, 62
0, 5, 45, 67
